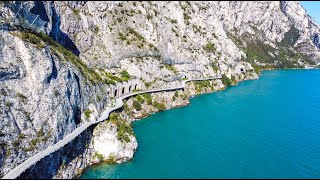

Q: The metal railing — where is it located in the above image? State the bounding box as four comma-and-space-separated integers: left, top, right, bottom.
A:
13, 4, 47, 33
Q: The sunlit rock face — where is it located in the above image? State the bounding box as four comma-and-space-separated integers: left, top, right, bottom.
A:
0, 1, 319, 178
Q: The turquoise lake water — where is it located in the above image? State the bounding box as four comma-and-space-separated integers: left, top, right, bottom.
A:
80, 70, 320, 179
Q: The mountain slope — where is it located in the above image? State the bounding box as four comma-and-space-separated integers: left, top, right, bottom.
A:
0, 1, 319, 178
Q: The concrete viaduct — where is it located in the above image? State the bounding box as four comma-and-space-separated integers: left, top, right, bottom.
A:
2, 76, 222, 179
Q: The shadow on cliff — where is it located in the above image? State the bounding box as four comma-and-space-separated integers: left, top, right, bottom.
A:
48, 2, 80, 56
30, 1, 49, 28
11, 1, 80, 56
17, 125, 96, 179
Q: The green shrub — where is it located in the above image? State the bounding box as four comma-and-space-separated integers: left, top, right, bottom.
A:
94, 152, 105, 161
12, 140, 20, 147
221, 74, 233, 87
181, 94, 187, 100
164, 64, 178, 74
108, 113, 134, 143
93, 26, 99, 34
5, 102, 13, 107
73, 9, 80, 16
18, 133, 25, 139
133, 100, 141, 111
123, 101, 129, 112
103, 79, 116, 85
170, 19, 178, 23
18, 32, 45, 48
155, 102, 166, 111
30, 139, 38, 146
105, 153, 117, 163
144, 82, 152, 88
203, 42, 216, 53
16, 93, 27, 100
37, 127, 44, 137
23, 146, 34, 152
84, 109, 92, 119
54, 90, 59, 97
231, 75, 237, 84
136, 94, 145, 104
120, 70, 131, 80
142, 94, 152, 105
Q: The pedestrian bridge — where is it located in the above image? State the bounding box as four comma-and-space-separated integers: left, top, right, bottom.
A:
2, 76, 221, 179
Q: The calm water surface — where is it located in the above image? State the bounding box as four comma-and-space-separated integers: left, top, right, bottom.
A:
80, 70, 320, 178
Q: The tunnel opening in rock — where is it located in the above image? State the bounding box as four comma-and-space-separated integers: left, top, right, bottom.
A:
114, 89, 118, 97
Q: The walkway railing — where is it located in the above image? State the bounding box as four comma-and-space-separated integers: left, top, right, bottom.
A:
2, 76, 221, 179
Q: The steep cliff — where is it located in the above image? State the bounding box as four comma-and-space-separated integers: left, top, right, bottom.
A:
0, 1, 319, 178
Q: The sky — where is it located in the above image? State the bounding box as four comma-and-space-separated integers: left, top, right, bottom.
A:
299, 1, 320, 25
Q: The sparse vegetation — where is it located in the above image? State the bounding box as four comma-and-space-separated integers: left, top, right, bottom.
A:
54, 90, 59, 97
109, 113, 134, 143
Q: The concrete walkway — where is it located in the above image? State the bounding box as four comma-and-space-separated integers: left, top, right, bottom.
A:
2, 76, 221, 179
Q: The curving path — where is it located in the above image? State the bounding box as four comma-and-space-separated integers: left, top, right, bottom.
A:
2, 76, 221, 179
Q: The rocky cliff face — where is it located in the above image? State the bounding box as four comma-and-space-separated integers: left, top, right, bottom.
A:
0, 1, 319, 178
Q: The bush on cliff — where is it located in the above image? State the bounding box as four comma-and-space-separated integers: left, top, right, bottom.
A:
133, 100, 141, 111
221, 74, 233, 87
